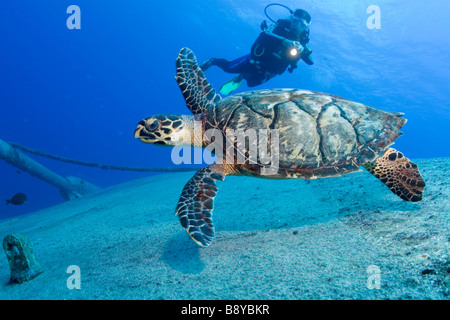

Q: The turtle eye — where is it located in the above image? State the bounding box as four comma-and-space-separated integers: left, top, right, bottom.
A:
146, 119, 160, 132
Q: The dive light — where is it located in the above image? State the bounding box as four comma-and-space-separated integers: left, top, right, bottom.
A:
289, 47, 300, 57
283, 40, 302, 60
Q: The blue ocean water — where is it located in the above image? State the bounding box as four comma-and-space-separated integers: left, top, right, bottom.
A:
0, 0, 449, 219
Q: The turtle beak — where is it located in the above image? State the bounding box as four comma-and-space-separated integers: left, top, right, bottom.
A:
134, 120, 147, 141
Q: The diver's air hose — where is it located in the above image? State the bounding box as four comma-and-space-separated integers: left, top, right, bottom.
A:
264, 3, 293, 23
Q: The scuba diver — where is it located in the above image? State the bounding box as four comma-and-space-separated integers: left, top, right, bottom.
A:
200, 4, 314, 95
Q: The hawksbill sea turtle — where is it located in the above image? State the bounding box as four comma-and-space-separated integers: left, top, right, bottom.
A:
134, 47, 425, 247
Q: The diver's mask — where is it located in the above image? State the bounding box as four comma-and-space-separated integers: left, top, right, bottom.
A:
291, 16, 310, 33
291, 9, 311, 35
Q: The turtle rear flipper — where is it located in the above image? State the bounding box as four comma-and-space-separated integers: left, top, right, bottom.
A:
176, 163, 236, 247
176, 47, 221, 115
364, 148, 425, 202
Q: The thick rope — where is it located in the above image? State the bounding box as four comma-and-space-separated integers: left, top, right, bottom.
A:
8, 142, 198, 173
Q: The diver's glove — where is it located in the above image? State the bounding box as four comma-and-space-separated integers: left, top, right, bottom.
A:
282, 39, 304, 62
282, 40, 303, 51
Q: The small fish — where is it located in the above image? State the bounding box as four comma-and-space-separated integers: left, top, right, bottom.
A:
6, 193, 27, 205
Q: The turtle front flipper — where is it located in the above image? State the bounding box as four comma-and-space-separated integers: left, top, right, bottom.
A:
176, 163, 236, 247
176, 47, 221, 115
363, 148, 425, 202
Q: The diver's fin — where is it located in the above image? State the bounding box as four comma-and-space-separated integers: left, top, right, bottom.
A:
219, 75, 243, 95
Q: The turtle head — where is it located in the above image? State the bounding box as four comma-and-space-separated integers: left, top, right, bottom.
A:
134, 114, 192, 146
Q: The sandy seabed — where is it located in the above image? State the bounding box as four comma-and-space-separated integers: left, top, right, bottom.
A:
0, 158, 448, 300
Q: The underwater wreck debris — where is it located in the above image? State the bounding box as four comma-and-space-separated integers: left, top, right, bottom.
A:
8, 142, 198, 173
1, 139, 197, 200
0, 138, 99, 201
2, 233, 43, 284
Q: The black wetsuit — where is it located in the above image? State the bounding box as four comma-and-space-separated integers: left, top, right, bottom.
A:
204, 17, 312, 87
